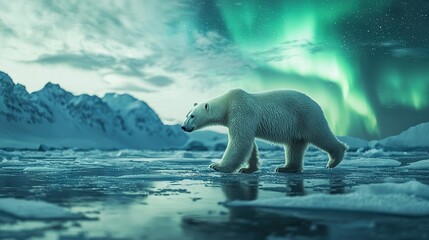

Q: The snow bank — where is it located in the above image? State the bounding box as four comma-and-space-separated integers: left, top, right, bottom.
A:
376, 122, 429, 151
0, 198, 83, 220
357, 181, 429, 198
227, 181, 429, 216
401, 159, 429, 170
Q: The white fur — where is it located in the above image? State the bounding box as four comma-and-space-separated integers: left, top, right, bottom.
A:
182, 89, 347, 173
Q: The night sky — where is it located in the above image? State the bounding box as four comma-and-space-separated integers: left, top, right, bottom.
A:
1, 0, 428, 139
195, 0, 429, 139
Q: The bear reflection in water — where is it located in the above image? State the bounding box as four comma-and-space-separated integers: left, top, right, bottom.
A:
181, 175, 346, 240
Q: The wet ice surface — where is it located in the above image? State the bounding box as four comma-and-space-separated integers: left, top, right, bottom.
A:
1, 149, 429, 240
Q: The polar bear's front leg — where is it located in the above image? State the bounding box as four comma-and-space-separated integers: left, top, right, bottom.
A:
210, 129, 255, 173
239, 142, 259, 173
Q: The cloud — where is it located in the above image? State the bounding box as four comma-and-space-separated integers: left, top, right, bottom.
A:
1, 1, 189, 61
35, 53, 117, 70
108, 81, 154, 93
0, 19, 15, 36
358, 41, 429, 59
391, 48, 429, 58
1, 1, 253, 90
341, 41, 429, 59
0, 0, 256, 124
145, 75, 174, 87
250, 40, 325, 63
33, 52, 153, 79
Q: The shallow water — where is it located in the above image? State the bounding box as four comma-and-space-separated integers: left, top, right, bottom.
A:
1, 149, 429, 240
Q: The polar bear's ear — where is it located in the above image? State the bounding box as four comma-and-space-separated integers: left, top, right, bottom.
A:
204, 103, 209, 111
194, 103, 198, 107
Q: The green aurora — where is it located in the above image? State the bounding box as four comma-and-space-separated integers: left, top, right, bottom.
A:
1, 0, 427, 139
196, 0, 429, 138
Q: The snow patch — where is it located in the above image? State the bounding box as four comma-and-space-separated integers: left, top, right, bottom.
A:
361, 148, 387, 158
341, 158, 400, 167
23, 167, 65, 172
0, 198, 83, 220
117, 174, 185, 181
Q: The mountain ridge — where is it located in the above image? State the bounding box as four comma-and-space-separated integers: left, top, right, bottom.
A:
0, 71, 187, 150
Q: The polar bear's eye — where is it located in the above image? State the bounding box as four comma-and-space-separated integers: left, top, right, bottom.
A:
190, 115, 195, 118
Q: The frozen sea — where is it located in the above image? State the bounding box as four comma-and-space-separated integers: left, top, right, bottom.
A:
1, 149, 429, 240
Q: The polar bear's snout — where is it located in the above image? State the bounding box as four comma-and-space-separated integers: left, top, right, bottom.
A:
181, 125, 194, 132
181, 115, 196, 132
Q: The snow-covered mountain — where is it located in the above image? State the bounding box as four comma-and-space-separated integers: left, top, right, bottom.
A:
0, 71, 187, 150
375, 122, 429, 151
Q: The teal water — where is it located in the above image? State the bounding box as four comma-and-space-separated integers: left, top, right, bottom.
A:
0, 149, 428, 239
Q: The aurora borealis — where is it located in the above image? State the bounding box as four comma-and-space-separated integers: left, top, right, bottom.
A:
1, 0, 428, 139
196, 0, 429, 138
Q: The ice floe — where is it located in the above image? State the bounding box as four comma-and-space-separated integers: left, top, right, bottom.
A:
227, 181, 429, 216
0, 198, 83, 220
117, 174, 186, 181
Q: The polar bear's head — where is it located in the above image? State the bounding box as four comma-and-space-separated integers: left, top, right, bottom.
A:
181, 102, 211, 132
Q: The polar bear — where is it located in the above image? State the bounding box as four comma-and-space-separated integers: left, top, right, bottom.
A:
181, 89, 347, 173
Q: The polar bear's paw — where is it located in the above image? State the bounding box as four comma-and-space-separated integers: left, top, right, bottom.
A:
275, 166, 302, 173
326, 158, 342, 169
326, 146, 346, 169
209, 163, 234, 173
238, 167, 258, 174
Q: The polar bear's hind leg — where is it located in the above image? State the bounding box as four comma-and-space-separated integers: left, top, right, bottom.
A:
309, 130, 347, 169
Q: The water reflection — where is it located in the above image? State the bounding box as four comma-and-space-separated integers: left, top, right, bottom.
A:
181, 175, 340, 240
181, 172, 429, 240
220, 176, 259, 201
0, 165, 153, 205
285, 177, 305, 196
282, 174, 346, 196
